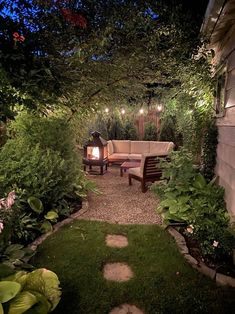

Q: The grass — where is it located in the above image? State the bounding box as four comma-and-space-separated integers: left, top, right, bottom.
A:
31, 220, 235, 314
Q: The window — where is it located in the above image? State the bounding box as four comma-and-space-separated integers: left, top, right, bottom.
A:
215, 65, 227, 116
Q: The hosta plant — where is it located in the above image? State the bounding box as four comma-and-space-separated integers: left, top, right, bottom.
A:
152, 148, 235, 261
0, 268, 61, 313
27, 196, 58, 233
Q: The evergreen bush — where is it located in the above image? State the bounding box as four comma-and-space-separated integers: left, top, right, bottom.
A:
160, 115, 183, 148
123, 119, 138, 140
107, 115, 125, 140
0, 112, 85, 206
143, 122, 158, 141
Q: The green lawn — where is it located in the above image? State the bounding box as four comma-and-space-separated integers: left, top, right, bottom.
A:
31, 220, 235, 314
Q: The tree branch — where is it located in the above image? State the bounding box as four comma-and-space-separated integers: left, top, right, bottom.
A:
67, 74, 137, 122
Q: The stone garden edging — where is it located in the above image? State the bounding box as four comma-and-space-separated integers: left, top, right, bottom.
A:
28, 200, 89, 252
167, 226, 235, 287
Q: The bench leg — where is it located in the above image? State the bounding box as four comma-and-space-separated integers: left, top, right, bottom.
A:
141, 181, 147, 193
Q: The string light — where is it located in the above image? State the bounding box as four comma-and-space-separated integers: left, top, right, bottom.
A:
105, 108, 109, 113
121, 109, 125, 115
139, 108, 144, 114
156, 104, 163, 112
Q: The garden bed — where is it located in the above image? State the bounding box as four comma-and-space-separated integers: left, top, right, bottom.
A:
180, 227, 235, 279
168, 226, 235, 285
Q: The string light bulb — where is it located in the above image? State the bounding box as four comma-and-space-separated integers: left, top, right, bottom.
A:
139, 108, 144, 114
121, 109, 125, 115
105, 108, 109, 113
157, 104, 163, 112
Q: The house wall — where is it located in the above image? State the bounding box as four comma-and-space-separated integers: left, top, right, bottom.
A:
214, 26, 235, 218
216, 124, 235, 217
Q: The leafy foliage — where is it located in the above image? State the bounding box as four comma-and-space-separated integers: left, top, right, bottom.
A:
201, 119, 218, 181
0, 268, 61, 313
90, 111, 138, 140
0, 138, 80, 205
143, 122, 158, 141
106, 115, 124, 140
0, 112, 85, 206
159, 114, 183, 148
160, 55, 214, 160
9, 212, 40, 246
0, 244, 35, 271
0, 0, 208, 117
122, 119, 138, 140
152, 149, 234, 261
7, 112, 77, 160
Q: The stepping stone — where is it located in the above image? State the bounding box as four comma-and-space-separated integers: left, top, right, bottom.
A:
106, 234, 128, 248
109, 304, 144, 314
103, 262, 133, 282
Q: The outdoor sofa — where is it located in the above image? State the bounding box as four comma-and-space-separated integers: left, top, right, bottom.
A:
107, 140, 174, 164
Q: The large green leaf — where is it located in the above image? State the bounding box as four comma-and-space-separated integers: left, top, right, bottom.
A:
0, 303, 3, 314
5, 244, 24, 255
40, 221, 53, 233
168, 204, 180, 215
25, 269, 61, 311
44, 211, 58, 221
177, 195, 190, 204
163, 211, 184, 222
22, 291, 51, 314
8, 291, 37, 314
5, 246, 25, 261
193, 173, 207, 189
27, 197, 43, 214
164, 191, 178, 199
0, 264, 15, 279
160, 199, 177, 209
0, 281, 21, 303
4, 271, 28, 288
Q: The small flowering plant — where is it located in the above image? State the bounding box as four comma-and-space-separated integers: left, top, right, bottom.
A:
0, 191, 16, 250
190, 217, 235, 262
0, 191, 16, 210
0, 220, 3, 234
13, 32, 25, 43
212, 240, 219, 248
186, 224, 194, 234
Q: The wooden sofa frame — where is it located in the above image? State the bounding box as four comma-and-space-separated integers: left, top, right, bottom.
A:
128, 155, 166, 192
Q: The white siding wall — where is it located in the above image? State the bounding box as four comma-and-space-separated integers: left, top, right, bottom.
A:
216, 126, 235, 217
216, 36, 235, 217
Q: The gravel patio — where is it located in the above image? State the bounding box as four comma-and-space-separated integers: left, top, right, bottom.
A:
78, 166, 162, 225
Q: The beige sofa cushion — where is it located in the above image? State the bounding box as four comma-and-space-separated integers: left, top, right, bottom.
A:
107, 140, 114, 155
150, 141, 174, 155
129, 167, 142, 178
128, 154, 142, 160
130, 141, 150, 154
108, 153, 129, 160
112, 140, 130, 153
